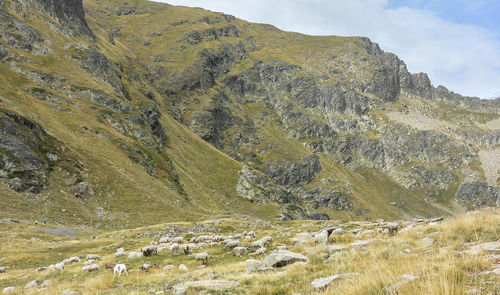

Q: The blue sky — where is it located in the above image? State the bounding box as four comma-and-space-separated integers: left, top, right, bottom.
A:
154, 0, 500, 99
388, 0, 500, 31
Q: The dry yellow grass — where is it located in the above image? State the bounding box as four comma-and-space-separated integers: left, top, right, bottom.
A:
0, 209, 498, 294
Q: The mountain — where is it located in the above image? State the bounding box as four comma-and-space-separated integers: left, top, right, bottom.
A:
0, 0, 498, 228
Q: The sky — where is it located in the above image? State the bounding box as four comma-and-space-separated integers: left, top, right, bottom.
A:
153, 0, 500, 99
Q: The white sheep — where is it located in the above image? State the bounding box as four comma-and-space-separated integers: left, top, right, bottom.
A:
113, 264, 128, 277
170, 243, 180, 252
86, 254, 101, 261
54, 262, 65, 271
195, 252, 209, 264
63, 257, 80, 264
313, 230, 329, 244
173, 237, 184, 244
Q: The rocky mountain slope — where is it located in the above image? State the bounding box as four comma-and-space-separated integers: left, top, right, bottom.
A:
0, 0, 498, 227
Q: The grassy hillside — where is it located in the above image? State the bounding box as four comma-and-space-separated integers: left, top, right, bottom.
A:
0, 0, 498, 230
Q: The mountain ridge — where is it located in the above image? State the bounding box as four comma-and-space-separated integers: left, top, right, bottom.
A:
0, 0, 498, 227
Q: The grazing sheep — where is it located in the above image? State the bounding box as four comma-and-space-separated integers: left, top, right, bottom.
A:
84, 260, 95, 266
254, 247, 267, 255
181, 243, 197, 254
247, 240, 264, 249
224, 239, 242, 248
36, 267, 47, 272
63, 257, 80, 264
141, 245, 158, 257
86, 254, 101, 261
54, 262, 65, 271
2, 287, 15, 294
195, 252, 209, 264
170, 243, 180, 252
261, 236, 273, 245
159, 237, 171, 244
383, 222, 399, 236
82, 264, 98, 272
115, 248, 127, 257
173, 237, 184, 244
314, 230, 329, 244
141, 263, 159, 271
113, 264, 128, 277
0, 267, 5, 274
127, 251, 141, 259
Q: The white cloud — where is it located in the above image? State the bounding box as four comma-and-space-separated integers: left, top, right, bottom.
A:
153, 0, 500, 99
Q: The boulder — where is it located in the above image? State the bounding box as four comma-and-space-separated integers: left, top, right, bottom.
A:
264, 250, 308, 268
311, 273, 359, 289
163, 264, 174, 270
293, 232, 313, 244
384, 274, 420, 293
25, 280, 39, 289
326, 245, 347, 253
178, 264, 188, 271
41, 280, 51, 288
467, 240, 500, 255
172, 280, 240, 295
350, 239, 376, 249
246, 260, 273, 274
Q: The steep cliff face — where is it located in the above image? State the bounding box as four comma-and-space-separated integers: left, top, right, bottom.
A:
31, 0, 93, 38
0, 0, 498, 226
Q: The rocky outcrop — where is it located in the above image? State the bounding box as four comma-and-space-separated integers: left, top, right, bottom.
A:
31, 0, 93, 38
266, 155, 321, 190
300, 188, 353, 210
180, 25, 239, 45
79, 49, 125, 96
0, 109, 86, 195
0, 109, 51, 193
0, 6, 50, 55
236, 167, 293, 204
455, 182, 499, 208
167, 42, 248, 92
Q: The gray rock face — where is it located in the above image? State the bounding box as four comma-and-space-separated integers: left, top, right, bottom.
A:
455, 182, 499, 208
266, 155, 321, 190
180, 25, 239, 45
80, 49, 124, 96
167, 42, 248, 92
0, 6, 49, 55
0, 109, 57, 193
300, 188, 353, 210
236, 167, 293, 204
32, 0, 93, 38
